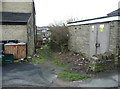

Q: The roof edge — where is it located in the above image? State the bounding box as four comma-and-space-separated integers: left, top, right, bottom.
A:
67, 16, 120, 26
67, 16, 113, 24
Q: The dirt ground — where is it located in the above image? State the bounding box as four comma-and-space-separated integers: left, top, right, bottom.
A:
54, 52, 90, 75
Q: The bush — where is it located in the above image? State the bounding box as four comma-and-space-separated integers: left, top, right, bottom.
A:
49, 25, 69, 52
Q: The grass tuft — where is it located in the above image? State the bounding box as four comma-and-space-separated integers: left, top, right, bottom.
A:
52, 59, 68, 70
58, 72, 91, 81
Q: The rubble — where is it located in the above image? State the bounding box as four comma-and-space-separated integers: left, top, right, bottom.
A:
55, 52, 90, 74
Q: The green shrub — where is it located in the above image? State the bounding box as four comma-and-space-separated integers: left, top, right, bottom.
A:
49, 25, 69, 53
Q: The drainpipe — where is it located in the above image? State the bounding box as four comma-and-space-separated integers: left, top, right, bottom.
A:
32, 1, 37, 54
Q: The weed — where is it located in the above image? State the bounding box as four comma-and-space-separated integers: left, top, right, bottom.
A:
30, 45, 53, 64
31, 58, 46, 64
58, 72, 91, 81
51, 59, 69, 70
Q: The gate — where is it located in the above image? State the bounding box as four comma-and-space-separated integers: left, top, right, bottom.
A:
89, 23, 110, 57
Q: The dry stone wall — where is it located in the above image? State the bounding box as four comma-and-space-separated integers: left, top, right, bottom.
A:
68, 25, 90, 58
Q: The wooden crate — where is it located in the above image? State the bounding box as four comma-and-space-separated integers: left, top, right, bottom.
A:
4, 44, 18, 59
17, 45, 26, 59
4, 43, 26, 59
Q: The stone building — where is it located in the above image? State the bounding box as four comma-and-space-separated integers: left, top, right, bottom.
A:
0, 0, 36, 56
67, 9, 120, 58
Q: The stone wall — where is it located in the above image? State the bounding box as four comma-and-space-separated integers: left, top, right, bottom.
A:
0, 25, 27, 42
109, 21, 120, 55
88, 52, 116, 72
27, 13, 36, 56
68, 25, 90, 58
2, 2, 32, 12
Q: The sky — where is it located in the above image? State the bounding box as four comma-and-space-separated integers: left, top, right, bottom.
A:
34, 0, 120, 26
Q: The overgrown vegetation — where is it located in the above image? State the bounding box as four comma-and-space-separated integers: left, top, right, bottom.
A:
89, 64, 115, 72
30, 45, 54, 64
29, 45, 92, 81
87, 53, 119, 72
58, 72, 91, 81
49, 25, 69, 52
